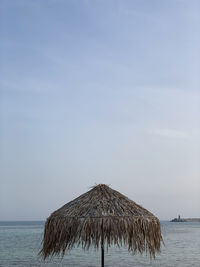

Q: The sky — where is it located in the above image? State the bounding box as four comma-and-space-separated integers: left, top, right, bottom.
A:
0, 0, 200, 221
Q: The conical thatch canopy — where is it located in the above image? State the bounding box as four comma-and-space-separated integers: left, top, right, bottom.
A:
41, 184, 162, 261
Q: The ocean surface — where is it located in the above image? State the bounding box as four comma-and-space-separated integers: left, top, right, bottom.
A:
0, 221, 199, 267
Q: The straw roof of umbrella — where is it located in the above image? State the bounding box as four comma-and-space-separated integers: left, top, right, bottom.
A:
40, 184, 162, 260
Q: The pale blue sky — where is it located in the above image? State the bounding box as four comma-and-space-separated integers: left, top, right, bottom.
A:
1, 0, 200, 220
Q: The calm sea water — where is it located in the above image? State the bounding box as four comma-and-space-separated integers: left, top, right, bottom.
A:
0, 221, 199, 266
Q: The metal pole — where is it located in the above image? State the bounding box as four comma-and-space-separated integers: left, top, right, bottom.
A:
101, 219, 104, 267
101, 245, 104, 267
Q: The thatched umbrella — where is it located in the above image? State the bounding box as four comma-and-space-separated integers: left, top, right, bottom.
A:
40, 184, 162, 266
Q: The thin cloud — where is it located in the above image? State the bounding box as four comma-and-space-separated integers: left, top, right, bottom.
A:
149, 128, 189, 139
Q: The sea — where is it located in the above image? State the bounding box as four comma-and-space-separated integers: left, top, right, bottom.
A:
0, 221, 199, 267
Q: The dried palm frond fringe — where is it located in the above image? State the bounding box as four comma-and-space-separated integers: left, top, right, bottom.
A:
40, 184, 163, 259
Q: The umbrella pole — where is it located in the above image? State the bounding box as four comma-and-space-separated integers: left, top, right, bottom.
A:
101, 245, 104, 267
101, 219, 104, 267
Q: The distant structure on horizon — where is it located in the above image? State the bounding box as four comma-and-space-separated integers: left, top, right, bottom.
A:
170, 215, 200, 222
